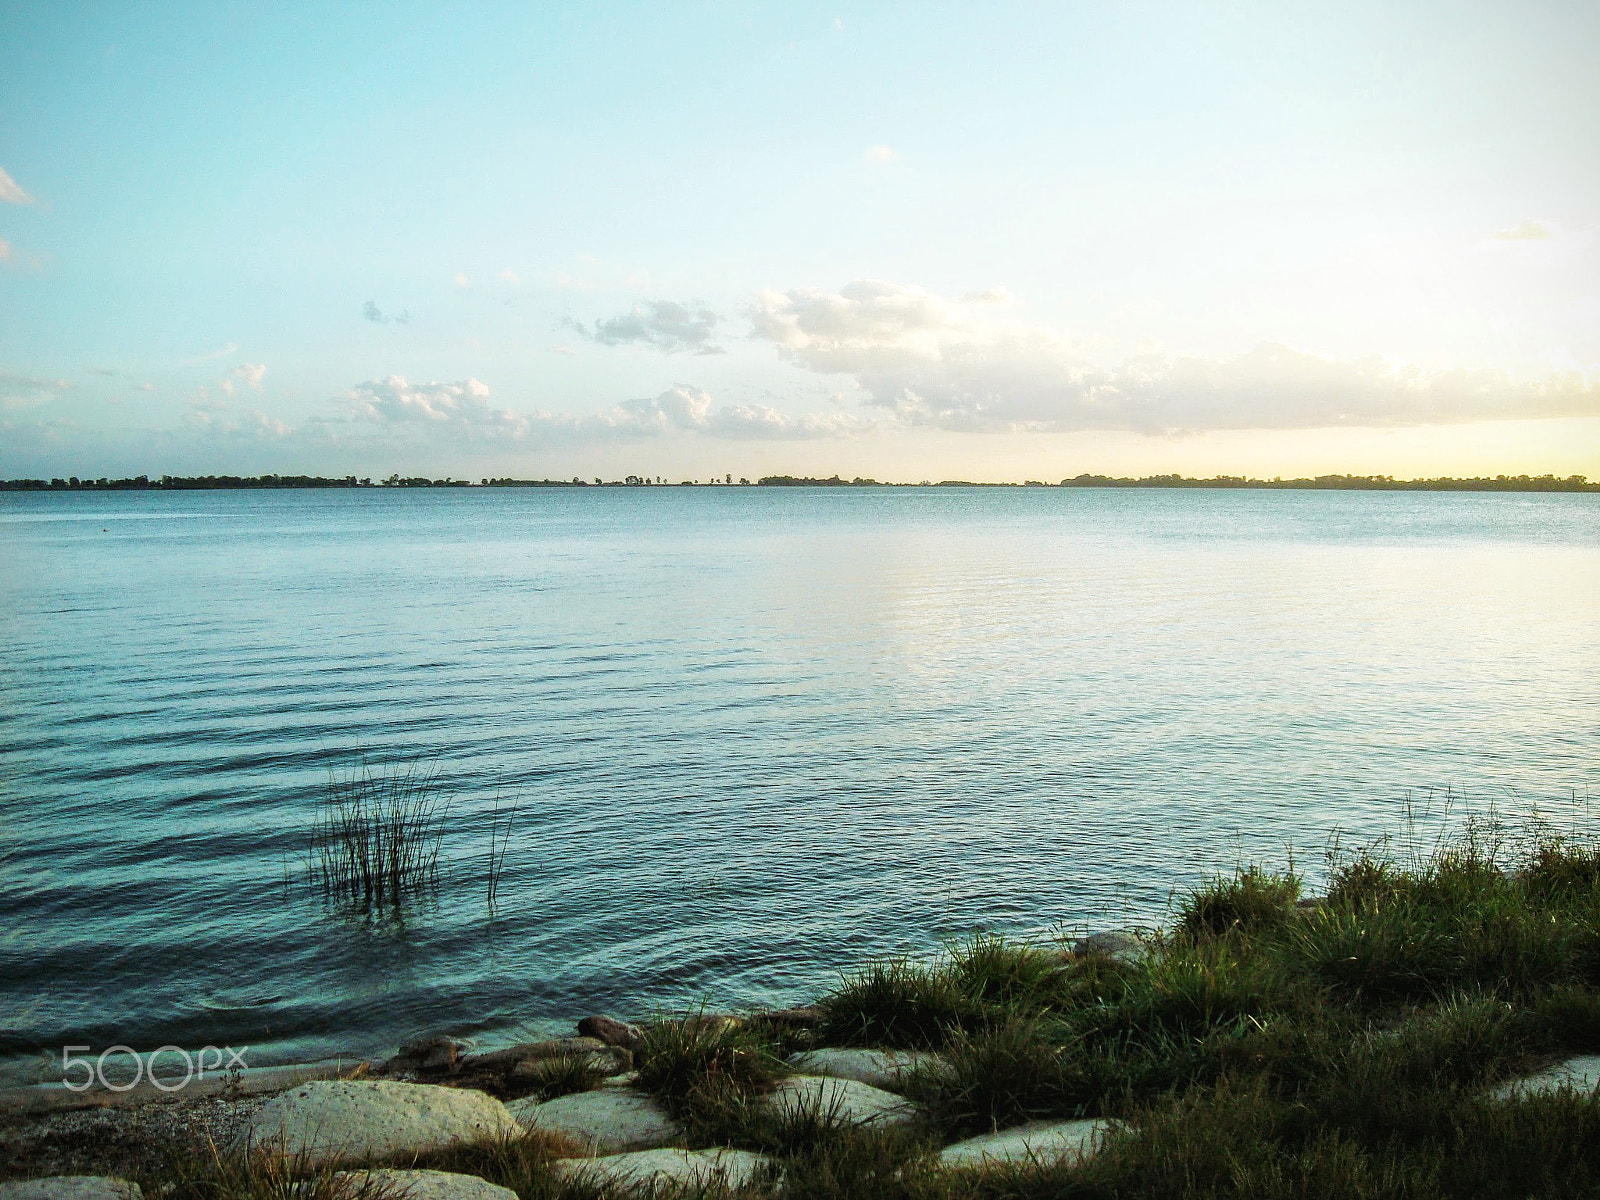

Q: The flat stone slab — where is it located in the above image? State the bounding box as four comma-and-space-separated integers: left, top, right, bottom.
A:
939, 1118, 1117, 1169
552, 1148, 769, 1191
761, 1075, 920, 1127
0, 1180, 141, 1200
1492, 1055, 1600, 1100
241, 1080, 519, 1165
507, 1088, 682, 1152
329, 1170, 517, 1200
788, 1048, 939, 1093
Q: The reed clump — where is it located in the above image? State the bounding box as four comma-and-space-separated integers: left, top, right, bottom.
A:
305, 760, 450, 912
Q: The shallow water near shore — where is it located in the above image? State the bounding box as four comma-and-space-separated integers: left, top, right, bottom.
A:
2, 486, 1597, 1086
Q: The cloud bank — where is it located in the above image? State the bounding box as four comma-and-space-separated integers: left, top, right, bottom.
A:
749, 280, 1600, 434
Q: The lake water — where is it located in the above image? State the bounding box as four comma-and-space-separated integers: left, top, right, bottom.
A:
2, 487, 1597, 1085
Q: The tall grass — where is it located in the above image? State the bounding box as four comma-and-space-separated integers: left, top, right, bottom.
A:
305, 760, 450, 912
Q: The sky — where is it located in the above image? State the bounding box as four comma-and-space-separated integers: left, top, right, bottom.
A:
2, 1, 1597, 482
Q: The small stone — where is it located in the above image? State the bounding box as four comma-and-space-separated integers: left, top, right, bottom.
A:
328, 1171, 516, 1200
761, 1075, 920, 1127
939, 1118, 1117, 1169
1491, 1055, 1600, 1100
551, 1148, 770, 1190
788, 1048, 938, 1093
507, 1088, 682, 1152
577, 1015, 645, 1052
240, 1080, 519, 1166
0, 1180, 142, 1200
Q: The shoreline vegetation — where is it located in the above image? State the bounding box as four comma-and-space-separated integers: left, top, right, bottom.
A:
0, 472, 1596, 492
6, 811, 1600, 1197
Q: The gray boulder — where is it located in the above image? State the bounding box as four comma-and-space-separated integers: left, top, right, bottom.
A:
327, 1171, 516, 1200
1070, 930, 1146, 965
761, 1075, 920, 1127
240, 1080, 518, 1166
551, 1148, 769, 1190
938, 1118, 1118, 1169
0, 1181, 141, 1200
507, 1088, 681, 1152
787, 1048, 939, 1093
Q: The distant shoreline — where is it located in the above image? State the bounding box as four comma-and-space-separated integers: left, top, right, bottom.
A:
2, 472, 1596, 493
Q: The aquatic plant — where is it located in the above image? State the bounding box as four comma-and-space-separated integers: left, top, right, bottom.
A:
304, 759, 450, 912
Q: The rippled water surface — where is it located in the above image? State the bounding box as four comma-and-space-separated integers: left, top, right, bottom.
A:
2, 487, 1597, 1082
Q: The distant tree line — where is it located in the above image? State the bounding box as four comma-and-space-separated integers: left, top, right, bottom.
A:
3, 472, 1594, 493
1056, 473, 1598, 492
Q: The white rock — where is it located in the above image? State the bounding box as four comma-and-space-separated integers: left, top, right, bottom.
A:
552, 1148, 770, 1191
761, 1075, 920, 1127
1491, 1055, 1600, 1100
328, 1170, 517, 1200
1071, 930, 1145, 965
241, 1080, 519, 1166
0, 1180, 141, 1200
507, 1088, 681, 1152
788, 1048, 938, 1093
938, 1118, 1117, 1169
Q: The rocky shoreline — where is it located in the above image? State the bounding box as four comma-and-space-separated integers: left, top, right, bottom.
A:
6, 874, 1600, 1200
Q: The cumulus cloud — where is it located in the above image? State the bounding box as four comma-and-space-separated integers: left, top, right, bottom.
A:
750, 280, 1600, 433
290, 377, 867, 450
590, 386, 869, 440
582, 300, 725, 354
343, 375, 530, 438
218, 362, 266, 397
0, 167, 32, 205
1493, 219, 1555, 241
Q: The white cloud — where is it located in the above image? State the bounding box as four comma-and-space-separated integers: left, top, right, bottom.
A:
499, 269, 520, 284
344, 375, 528, 437
584, 300, 724, 354
0, 236, 10, 262
0, 167, 32, 205
865, 146, 896, 163
453, 272, 470, 288
749, 279, 1600, 433
1493, 219, 1555, 242
591, 386, 868, 440
295, 377, 867, 449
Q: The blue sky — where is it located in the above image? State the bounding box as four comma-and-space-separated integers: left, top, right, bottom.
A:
2, 1, 1597, 480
